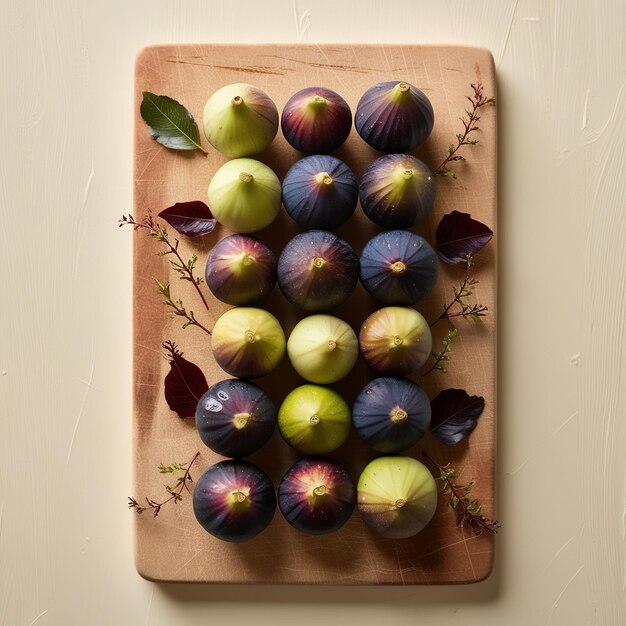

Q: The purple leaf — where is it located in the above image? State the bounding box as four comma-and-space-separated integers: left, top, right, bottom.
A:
435, 211, 493, 264
163, 342, 209, 419
158, 201, 216, 237
430, 388, 485, 444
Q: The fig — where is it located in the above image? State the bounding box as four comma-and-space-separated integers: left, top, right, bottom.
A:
193, 459, 276, 542
357, 456, 437, 539
287, 314, 358, 384
355, 81, 434, 153
195, 379, 277, 458
281, 87, 352, 154
282, 155, 358, 230
352, 377, 430, 453
277, 230, 359, 311
211, 307, 286, 378
359, 306, 432, 375
359, 154, 435, 229
203, 83, 278, 157
359, 230, 438, 304
278, 457, 356, 535
205, 234, 277, 305
208, 158, 281, 233
278, 384, 351, 454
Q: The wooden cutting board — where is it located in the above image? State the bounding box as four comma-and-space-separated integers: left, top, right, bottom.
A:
132, 43, 497, 584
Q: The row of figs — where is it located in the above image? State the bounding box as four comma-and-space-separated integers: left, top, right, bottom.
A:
203, 81, 434, 158
206, 230, 438, 310
196, 376, 430, 459
193, 456, 437, 542
207, 153, 436, 232
191, 80, 441, 543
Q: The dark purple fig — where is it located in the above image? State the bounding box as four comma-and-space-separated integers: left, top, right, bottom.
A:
359, 230, 438, 304
355, 81, 434, 153
359, 306, 432, 375
278, 457, 355, 535
277, 230, 359, 311
205, 234, 277, 305
352, 377, 430, 453
193, 459, 276, 542
281, 87, 352, 154
359, 154, 436, 229
282, 155, 358, 230
195, 379, 277, 458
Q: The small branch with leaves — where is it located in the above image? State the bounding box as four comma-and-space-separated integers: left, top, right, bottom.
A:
423, 451, 500, 535
422, 326, 458, 375
155, 280, 212, 336
434, 82, 496, 178
128, 451, 201, 517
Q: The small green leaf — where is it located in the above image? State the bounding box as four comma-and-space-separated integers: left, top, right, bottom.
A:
140, 92, 207, 153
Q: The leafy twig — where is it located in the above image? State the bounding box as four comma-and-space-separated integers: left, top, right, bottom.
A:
434, 82, 496, 178
128, 451, 201, 517
155, 280, 212, 336
119, 211, 209, 310
431, 254, 488, 327
421, 326, 458, 375
422, 451, 500, 535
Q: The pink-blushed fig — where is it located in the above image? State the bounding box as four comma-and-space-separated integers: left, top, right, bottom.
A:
205, 234, 277, 305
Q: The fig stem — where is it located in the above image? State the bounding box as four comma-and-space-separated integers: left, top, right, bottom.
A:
389, 81, 412, 104
394, 498, 407, 509
326, 339, 337, 352
239, 172, 254, 183
231, 490, 249, 505
233, 412, 251, 430
308, 95, 328, 111
312, 256, 326, 269
309, 414, 321, 426
391, 335, 404, 347
390, 261, 406, 274
231, 95, 243, 107
245, 330, 257, 343
390, 408, 408, 424
313, 485, 327, 497
315, 172, 334, 187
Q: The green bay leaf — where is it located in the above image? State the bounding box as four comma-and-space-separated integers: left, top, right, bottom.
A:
140, 92, 207, 153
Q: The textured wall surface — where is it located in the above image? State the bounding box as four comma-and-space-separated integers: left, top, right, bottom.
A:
0, 0, 624, 624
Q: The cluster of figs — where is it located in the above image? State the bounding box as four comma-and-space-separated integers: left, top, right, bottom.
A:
193, 81, 440, 543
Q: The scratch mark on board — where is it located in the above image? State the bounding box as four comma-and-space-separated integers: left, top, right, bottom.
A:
582, 89, 590, 130
67, 353, 96, 464
28, 610, 48, 626
551, 565, 584, 609
552, 412, 578, 436
293, 0, 311, 42
499, 0, 520, 65
542, 535, 576, 571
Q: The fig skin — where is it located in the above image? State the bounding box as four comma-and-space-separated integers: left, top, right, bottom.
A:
282, 155, 358, 230
193, 459, 276, 542
357, 456, 437, 539
287, 314, 359, 384
205, 234, 277, 305
355, 81, 434, 153
278, 457, 356, 535
281, 87, 352, 154
277, 230, 359, 312
195, 379, 277, 458
359, 154, 436, 229
211, 307, 286, 379
203, 83, 279, 158
359, 306, 432, 376
278, 384, 351, 454
352, 377, 431, 453
208, 158, 281, 233
359, 230, 438, 305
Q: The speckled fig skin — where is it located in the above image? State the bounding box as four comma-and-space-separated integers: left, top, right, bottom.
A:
355, 81, 434, 153
211, 307, 286, 378
205, 234, 277, 305
359, 306, 432, 375
278, 457, 355, 535
277, 230, 359, 311
195, 379, 277, 458
359, 230, 438, 304
357, 456, 437, 539
282, 155, 358, 230
281, 87, 352, 154
193, 460, 276, 542
352, 377, 431, 453
359, 154, 436, 229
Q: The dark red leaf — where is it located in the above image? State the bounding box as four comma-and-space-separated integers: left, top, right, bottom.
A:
435, 211, 493, 264
163, 341, 209, 419
430, 388, 485, 444
158, 201, 216, 237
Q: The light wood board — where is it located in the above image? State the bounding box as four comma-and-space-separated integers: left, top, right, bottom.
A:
133, 43, 497, 584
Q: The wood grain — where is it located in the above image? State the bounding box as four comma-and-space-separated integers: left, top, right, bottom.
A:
133, 44, 496, 584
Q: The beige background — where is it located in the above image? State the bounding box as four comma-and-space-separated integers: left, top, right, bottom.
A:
0, 0, 624, 624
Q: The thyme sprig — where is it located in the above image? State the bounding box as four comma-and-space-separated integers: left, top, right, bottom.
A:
119, 211, 209, 310
155, 280, 212, 336
434, 82, 496, 178
423, 451, 500, 535
431, 254, 488, 327
128, 451, 201, 517
421, 326, 458, 375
